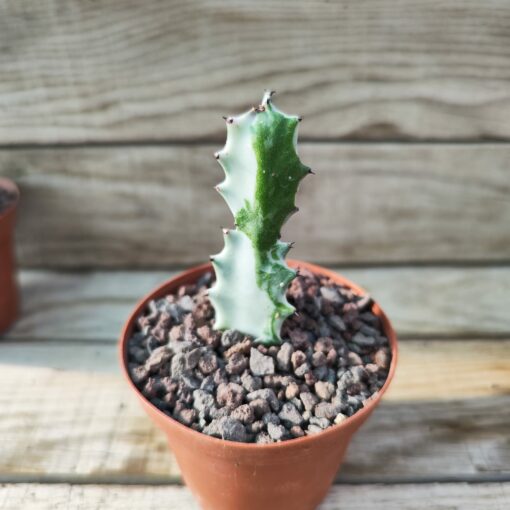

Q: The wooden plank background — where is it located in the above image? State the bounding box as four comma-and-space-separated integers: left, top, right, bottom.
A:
1, 0, 509, 268
3, 144, 510, 267
1, 0, 510, 144
6, 267, 510, 341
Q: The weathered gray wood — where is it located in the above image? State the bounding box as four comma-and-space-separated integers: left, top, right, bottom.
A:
5, 266, 510, 342
1, 1, 510, 143
1, 483, 509, 509
3, 144, 510, 267
0, 340, 508, 482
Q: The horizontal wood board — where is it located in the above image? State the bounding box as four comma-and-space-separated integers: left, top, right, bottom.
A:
0, 339, 508, 483
4, 267, 510, 342
2, 144, 510, 267
1, 1, 510, 143
1, 483, 509, 509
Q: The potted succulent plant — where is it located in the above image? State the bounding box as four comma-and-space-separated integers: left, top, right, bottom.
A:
0, 177, 20, 335
120, 92, 398, 510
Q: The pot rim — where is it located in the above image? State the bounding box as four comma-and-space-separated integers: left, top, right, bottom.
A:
0, 177, 20, 220
119, 259, 398, 451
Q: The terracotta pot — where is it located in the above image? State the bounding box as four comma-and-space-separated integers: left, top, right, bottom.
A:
120, 260, 398, 510
0, 178, 19, 335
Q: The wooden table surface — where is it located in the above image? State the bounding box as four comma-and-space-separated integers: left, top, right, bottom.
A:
0, 268, 509, 508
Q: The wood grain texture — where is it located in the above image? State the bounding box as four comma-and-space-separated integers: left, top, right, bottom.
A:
1, 1, 510, 144
1, 483, 510, 509
5, 266, 510, 343
0, 340, 508, 482
3, 144, 510, 267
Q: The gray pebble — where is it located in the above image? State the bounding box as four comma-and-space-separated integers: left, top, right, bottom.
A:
328, 315, 346, 332
249, 348, 275, 376
374, 348, 390, 369
130, 365, 149, 385
351, 366, 368, 384
334, 413, 348, 424
221, 329, 243, 348
255, 432, 274, 444
306, 424, 324, 435
174, 407, 197, 426
180, 374, 201, 391
248, 420, 265, 434
226, 352, 249, 375
246, 388, 280, 412
210, 407, 230, 420
276, 342, 294, 371
178, 295, 195, 313
300, 392, 318, 412
365, 363, 379, 375
204, 417, 247, 442
166, 302, 186, 322
360, 324, 379, 337
294, 362, 311, 378
168, 339, 198, 355
200, 375, 215, 393
168, 325, 183, 343
312, 351, 327, 367
144, 346, 171, 373
230, 404, 255, 425
200, 375, 216, 393
184, 348, 201, 370
320, 286, 343, 304
278, 402, 304, 427
315, 381, 335, 401
216, 382, 245, 410
262, 413, 280, 426
285, 383, 300, 400
309, 416, 331, 429
337, 370, 355, 391
291, 350, 307, 370
352, 332, 376, 348
192, 389, 216, 417
241, 372, 262, 392
170, 353, 187, 378
314, 402, 341, 420
267, 422, 287, 441
248, 398, 271, 418
290, 397, 304, 412
198, 351, 219, 375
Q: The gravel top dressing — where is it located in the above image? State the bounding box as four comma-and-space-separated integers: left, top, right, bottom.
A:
127, 267, 391, 444
0, 187, 16, 215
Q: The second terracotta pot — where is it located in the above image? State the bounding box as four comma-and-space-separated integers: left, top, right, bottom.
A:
0, 178, 19, 335
120, 261, 398, 510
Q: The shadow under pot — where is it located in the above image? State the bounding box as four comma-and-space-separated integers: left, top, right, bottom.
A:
0, 178, 19, 335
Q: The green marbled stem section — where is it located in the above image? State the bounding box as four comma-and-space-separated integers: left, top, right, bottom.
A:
210, 93, 309, 345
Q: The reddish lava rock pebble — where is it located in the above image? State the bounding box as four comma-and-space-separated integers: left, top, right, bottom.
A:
127, 268, 391, 443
